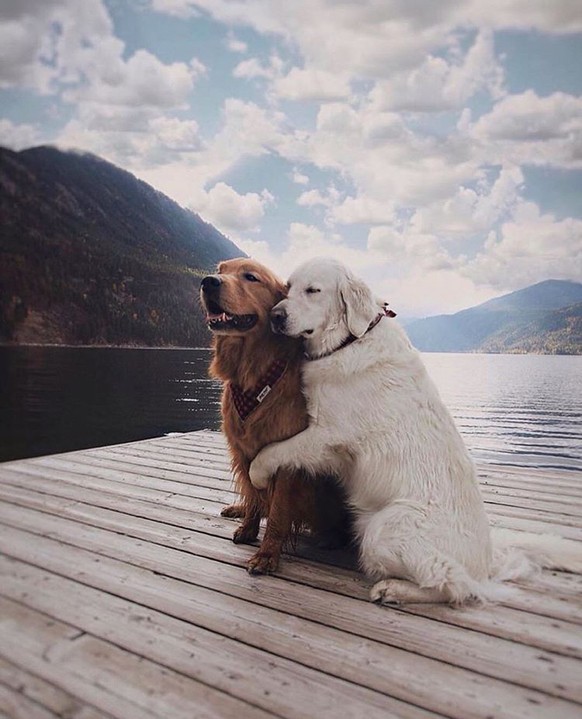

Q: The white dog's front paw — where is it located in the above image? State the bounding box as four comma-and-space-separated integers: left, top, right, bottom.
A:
249, 452, 271, 490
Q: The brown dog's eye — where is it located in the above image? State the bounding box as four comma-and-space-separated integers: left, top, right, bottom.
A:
244, 272, 260, 282
306, 287, 321, 294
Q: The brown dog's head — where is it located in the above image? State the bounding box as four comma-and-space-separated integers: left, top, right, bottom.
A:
200, 258, 286, 336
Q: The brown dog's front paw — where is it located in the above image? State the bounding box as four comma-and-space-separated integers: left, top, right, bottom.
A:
247, 550, 279, 575
232, 524, 259, 545
221, 503, 245, 519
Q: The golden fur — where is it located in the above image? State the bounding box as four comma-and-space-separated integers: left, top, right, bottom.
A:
201, 257, 348, 573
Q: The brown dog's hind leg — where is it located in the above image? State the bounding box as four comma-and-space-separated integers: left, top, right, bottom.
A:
247, 470, 298, 575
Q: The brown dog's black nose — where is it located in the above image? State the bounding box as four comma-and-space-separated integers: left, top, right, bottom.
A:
201, 275, 222, 293
270, 305, 287, 334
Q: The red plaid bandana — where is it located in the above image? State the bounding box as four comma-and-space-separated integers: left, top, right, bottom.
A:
229, 358, 288, 421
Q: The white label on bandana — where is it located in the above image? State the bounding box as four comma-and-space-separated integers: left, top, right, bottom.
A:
257, 385, 271, 403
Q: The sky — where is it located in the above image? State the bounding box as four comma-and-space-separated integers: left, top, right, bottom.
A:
1, 0, 582, 317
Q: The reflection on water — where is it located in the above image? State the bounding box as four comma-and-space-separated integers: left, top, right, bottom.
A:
0, 346, 221, 463
1, 346, 581, 472
423, 353, 582, 472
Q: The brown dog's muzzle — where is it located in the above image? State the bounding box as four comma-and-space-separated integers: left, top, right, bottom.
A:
200, 274, 258, 333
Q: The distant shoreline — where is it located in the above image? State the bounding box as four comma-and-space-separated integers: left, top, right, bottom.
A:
0, 342, 212, 351
1, 342, 580, 356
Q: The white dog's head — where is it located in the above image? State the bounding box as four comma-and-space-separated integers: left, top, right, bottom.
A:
271, 257, 384, 357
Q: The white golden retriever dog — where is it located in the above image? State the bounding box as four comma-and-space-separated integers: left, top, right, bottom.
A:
250, 257, 581, 605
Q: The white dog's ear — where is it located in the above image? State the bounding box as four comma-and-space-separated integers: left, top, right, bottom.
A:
340, 274, 377, 337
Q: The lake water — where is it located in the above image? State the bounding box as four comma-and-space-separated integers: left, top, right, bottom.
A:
1, 346, 581, 473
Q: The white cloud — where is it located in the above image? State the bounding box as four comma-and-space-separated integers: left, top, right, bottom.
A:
225, 32, 248, 53
149, 0, 200, 19
408, 165, 524, 237
57, 108, 204, 169
192, 182, 275, 233
274, 67, 351, 101
370, 30, 504, 113
281, 101, 479, 208
170, 0, 582, 88
368, 226, 455, 273
463, 202, 582, 289
282, 223, 383, 274
331, 196, 396, 225
67, 50, 205, 109
0, 118, 42, 149
233, 55, 283, 81
290, 168, 309, 185
384, 268, 500, 317
471, 90, 582, 168
110, 98, 287, 206
297, 189, 331, 207
459, 0, 582, 33
0, 0, 113, 92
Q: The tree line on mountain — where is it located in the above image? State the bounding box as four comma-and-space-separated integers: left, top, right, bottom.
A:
0, 145, 243, 347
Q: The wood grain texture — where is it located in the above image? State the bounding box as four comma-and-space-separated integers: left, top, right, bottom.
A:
0, 430, 581, 719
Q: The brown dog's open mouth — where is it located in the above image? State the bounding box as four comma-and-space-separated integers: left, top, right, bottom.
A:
204, 299, 258, 332
207, 312, 258, 331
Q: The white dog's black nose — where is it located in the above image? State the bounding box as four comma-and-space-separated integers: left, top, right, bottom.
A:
270, 305, 287, 333
201, 275, 222, 294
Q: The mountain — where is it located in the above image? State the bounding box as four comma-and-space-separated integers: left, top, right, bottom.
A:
406, 280, 582, 355
0, 145, 244, 346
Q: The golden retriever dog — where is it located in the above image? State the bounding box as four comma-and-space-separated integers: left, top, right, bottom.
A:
200, 257, 349, 574
250, 257, 582, 602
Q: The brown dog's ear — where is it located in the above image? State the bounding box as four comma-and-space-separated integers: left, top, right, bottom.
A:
340, 273, 377, 337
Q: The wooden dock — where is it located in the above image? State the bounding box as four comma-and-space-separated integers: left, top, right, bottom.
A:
0, 430, 581, 719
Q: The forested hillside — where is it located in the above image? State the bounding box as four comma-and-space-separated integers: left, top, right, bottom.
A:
406, 280, 582, 355
0, 146, 244, 346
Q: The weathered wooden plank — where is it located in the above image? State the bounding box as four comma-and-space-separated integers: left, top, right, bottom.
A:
2, 545, 580, 719
0, 559, 439, 719
485, 503, 582, 529
487, 514, 582, 542
186, 430, 582, 486
479, 476, 582, 500
0, 598, 158, 719
0, 596, 277, 719
0, 656, 113, 719
36, 451, 233, 485
102, 443, 233, 468
0, 465, 227, 516
20, 458, 582, 539
0, 683, 59, 719
2, 475, 580, 602
477, 463, 582, 484
1, 495, 581, 668
8, 455, 582, 542
1, 428, 581, 719
20, 456, 235, 504
1, 476, 580, 628
0, 500, 580, 704
85, 442, 582, 507
480, 489, 582, 519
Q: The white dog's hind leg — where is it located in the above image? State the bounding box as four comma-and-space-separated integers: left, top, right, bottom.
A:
371, 579, 449, 605
365, 545, 484, 605
359, 505, 486, 605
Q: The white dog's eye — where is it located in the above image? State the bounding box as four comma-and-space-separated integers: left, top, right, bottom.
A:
244, 273, 260, 282
306, 287, 321, 294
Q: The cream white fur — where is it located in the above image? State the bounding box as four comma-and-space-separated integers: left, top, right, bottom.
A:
250, 257, 582, 605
